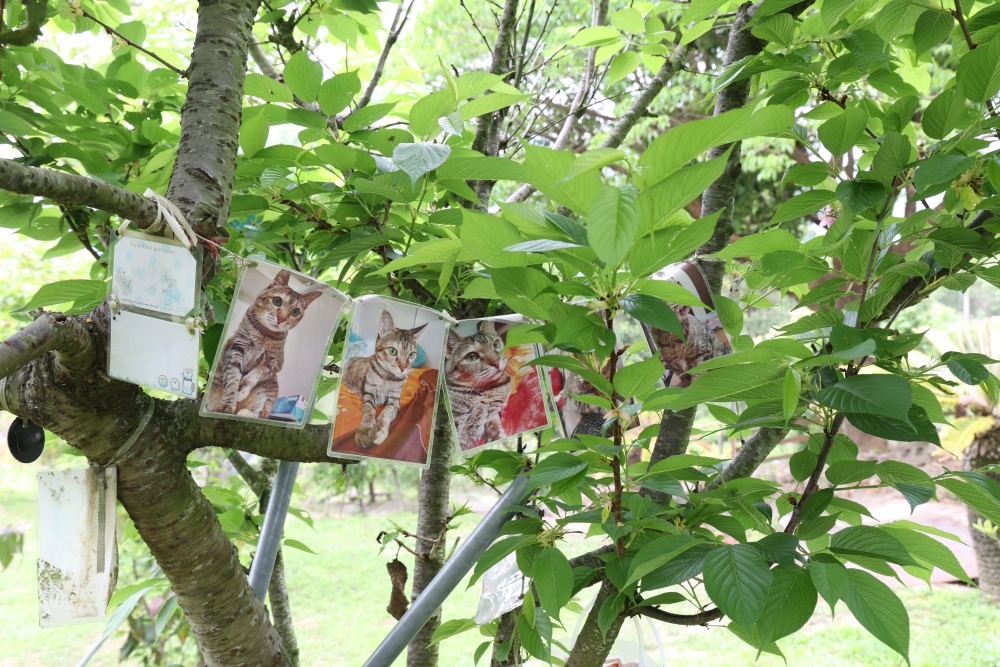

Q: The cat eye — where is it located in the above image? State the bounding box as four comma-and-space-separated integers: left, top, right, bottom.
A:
271, 296, 282, 307
408, 351, 417, 359
291, 308, 300, 317
492, 340, 502, 351
465, 353, 479, 362
387, 347, 397, 356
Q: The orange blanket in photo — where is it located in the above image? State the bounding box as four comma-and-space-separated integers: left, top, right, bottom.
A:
331, 368, 439, 465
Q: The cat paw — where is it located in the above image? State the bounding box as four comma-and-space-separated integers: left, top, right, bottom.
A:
237, 380, 255, 402
373, 426, 390, 445
219, 403, 237, 415
356, 426, 377, 449
236, 409, 257, 418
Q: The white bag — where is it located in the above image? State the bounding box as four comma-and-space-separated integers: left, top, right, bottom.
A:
36, 467, 118, 627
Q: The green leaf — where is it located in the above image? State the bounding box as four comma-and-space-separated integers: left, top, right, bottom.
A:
713, 294, 743, 338
318, 71, 361, 116
517, 611, 550, 661
714, 228, 800, 259
611, 7, 645, 33
703, 544, 773, 631
753, 533, 799, 566
628, 534, 701, 587
913, 9, 954, 54
282, 538, 318, 555
470, 535, 536, 585
846, 405, 941, 445
826, 460, 877, 486
570, 26, 621, 46
461, 93, 531, 120
640, 148, 733, 231
428, 618, 478, 646
947, 357, 990, 384
343, 102, 397, 132
239, 112, 269, 159
628, 211, 719, 277
243, 72, 293, 102
790, 447, 818, 483
843, 569, 910, 664
102, 585, 159, 641
836, 179, 888, 214
816, 374, 912, 418
754, 564, 817, 647
882, 526, 972, 585
810, 555, 848, 614
669, 362, 787, 410
533, 548, 574, 618
438, 157, 523, 181
529, 453, 589, 489
283, 51, 323, 103
818, 104, 869, 156
871, 132, 912, 180
829, 526, 916, 565
563, 148, 627, 182
630, 279, 708, 308
460, 210, 527, 269
783, 368, 801, 424
408, 90, 456, 136
783, 162, 831, 187
490, 267, 557, 320
19, 279, 106, 313
768, 190, 837, 225
621, 294, 684, 340
608, 51, 641, 83
914, 154, 975, 193
393, 142, 451, 184
937, 478, 1000, 527
613, 355, 666, 400
0, 110, 34, 136
751, 13, 795, 47
588, 186, 639, 266
956, 35, 1000, 102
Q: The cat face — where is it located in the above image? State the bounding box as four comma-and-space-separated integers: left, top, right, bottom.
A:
374, 309, 426, 373
446, 320, 508, 387
254, 269, 323, 333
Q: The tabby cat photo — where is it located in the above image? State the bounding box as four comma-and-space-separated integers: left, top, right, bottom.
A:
202, 262, 347, 426
444, 317, 549, 453
328, 296, 447, 466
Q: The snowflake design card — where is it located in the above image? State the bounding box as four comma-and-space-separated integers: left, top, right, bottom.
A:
112, 232, 199, 317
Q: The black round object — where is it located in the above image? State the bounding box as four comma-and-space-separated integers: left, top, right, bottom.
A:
8, 418, 44, 463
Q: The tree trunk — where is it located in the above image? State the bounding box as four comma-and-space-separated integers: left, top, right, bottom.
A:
405, 395, 454, 667
963, 430, 1000, 601
564, 579, 627, 667
490, 610, 521, 667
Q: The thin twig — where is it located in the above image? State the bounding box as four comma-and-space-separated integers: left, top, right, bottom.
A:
82, 10, 187, 77
356, 0, 416, 110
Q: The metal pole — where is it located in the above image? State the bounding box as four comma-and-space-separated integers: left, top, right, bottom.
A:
248, 459, 299, 601
363, 473, 532, 667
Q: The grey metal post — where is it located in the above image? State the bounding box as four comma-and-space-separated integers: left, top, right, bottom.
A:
248, 459, 300, 602
363, 473, 532, 667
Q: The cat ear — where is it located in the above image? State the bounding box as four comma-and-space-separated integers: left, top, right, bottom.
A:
408, 323, 428, 338
447, 329, 461, 355
378, 310, 395, 337
300, 291, 323, 308
477, 319, 497, 336
270, 270, 291, 288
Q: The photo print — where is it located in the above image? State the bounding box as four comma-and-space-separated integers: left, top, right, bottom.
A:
202, 261, 348, 427
642, 260, 731, 387
328, 296, 448, 466
444, 316, 550, 453
107, 230, 203, 397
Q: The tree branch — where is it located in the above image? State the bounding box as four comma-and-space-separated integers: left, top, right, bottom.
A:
0, 158, 159, 227
356, 0, 415, 110
0, 0, 45, 46
632, 605, 722, 626
784, 413, 845, 534
0, 310, 95, 382
82, 9, 188, 77
248, 40, 282, 80
705, 426, 788, 490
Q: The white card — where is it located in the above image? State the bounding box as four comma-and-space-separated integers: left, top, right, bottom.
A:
109, 311, 200, 397
112, 235, 198, 317
37, 467, 118, 627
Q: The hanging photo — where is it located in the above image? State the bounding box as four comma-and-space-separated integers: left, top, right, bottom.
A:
328, 296, 448, 467
202, 261, 348, 427
108, 230, 203, 396
445, 316, 550, 453
643, 260, 731, 387
109, 311, 200, 398
111, 231, 201, 317
36, 467, 118, 628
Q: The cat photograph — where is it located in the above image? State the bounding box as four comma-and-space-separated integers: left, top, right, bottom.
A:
643, 260, 731, 388
445, 316, 549, 453
328, 296, 447, 466
202, 261, 348, 427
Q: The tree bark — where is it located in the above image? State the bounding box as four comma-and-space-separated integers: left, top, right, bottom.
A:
564, 579, 627, 667
405, 396, 454, 667
489, 610, 521, 667
963, 430, 1000, 601
166, 0, 261, 239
